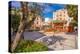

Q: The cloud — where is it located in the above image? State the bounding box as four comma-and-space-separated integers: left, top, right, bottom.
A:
43, 5, 53, 13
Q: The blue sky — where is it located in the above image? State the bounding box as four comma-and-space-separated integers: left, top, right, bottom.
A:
10, 1, 66, 19
42, 4, 66, 18
11, 1, 21, 8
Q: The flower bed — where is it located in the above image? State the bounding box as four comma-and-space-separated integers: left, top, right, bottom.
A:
14, 40, 48, 52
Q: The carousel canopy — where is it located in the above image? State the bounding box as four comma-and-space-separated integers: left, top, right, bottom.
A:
52, 20, 67, 23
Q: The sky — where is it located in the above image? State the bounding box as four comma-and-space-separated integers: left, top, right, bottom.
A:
10, 1, 66, 20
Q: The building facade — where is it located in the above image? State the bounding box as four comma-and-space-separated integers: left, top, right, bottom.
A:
31, 15, 44, 30
52, 9, 74, 32
53, 9, 69, 21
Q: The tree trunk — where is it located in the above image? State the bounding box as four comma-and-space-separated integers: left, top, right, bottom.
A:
11, 2, 28, 52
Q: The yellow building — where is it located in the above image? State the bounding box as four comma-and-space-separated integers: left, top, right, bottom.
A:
31, 15, 44, 30
52, 9, 74, 32
53, 9, 69, 21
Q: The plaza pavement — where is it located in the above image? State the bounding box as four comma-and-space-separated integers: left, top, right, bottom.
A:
23, 31, 78, 51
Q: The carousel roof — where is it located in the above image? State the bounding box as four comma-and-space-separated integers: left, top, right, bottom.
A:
52, 20, 67, 23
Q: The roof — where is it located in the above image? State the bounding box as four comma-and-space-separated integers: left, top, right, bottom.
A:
52, 20, 67, 23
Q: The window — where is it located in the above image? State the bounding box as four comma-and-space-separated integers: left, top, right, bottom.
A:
60, 14, 62, 16
57, 15, 58, 17
60, 18, 62, 20
37, 18, 38, 20
37, 22, 38, 24
60, 12, 62, 16
64, 11, 65, 14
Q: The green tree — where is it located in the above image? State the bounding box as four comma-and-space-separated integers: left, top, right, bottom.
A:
11, 11, 20, 32
66, 5, 78, 26
11, 2, 28, 52
11, 2, 43, 52
26, 2, 44, 29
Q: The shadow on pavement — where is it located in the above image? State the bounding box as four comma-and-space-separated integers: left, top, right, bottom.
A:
42, 35, 66, 46
65, 31, 78, 35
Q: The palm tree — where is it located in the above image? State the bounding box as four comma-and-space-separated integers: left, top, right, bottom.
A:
66, 5, 78, 26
